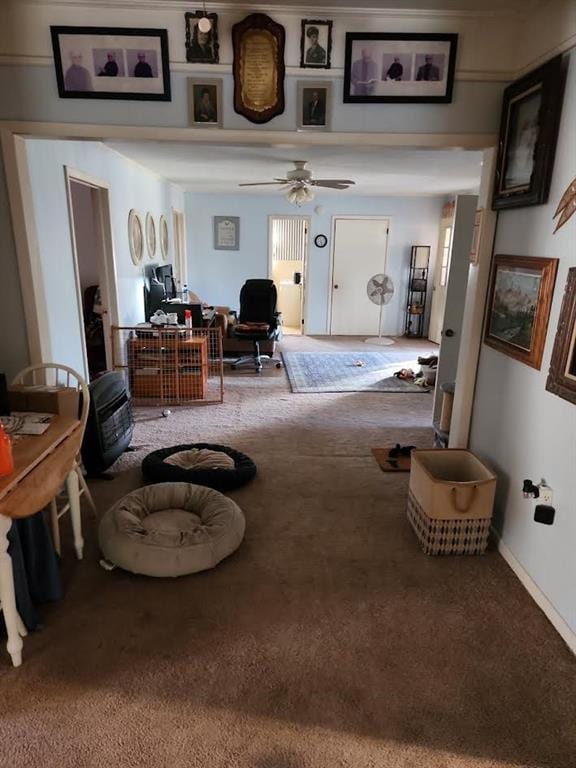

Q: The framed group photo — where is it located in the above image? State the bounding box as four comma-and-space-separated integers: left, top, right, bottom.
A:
188, 78, 222, 127
50, 26, 171, 100
484, 254, 558, 370
185, 12, 219, 64
297, 81, 331, 131
300, 20, 333, 69
492, 55, 566, 210
343, 33, 458, 104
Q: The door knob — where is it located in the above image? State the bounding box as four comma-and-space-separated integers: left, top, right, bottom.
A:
334, 284, 339, 289
443, 328, 455, 337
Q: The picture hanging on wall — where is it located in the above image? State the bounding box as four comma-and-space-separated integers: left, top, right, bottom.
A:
546, 268, 576, 405
553, 176, 576, 232
300, 20, 333, 69
50, 26, 171, 100
343, 33, 458, 104
159, 215, 169, 260
492, 55, 566, 210
185, 12, 219, 64
297, 81, 331, 131
188, 78, 222, 127
128, 209, 144, 265
213, 217, 240, 251
146, 213, 156, 259
484, 254, 558, 370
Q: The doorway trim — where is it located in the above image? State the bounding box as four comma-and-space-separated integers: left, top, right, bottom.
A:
267, 214, 310, 335
328, 215, 391, 336
64, 166, 119, 379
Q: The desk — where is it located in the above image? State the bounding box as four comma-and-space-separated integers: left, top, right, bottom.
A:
0, 416, 82, 666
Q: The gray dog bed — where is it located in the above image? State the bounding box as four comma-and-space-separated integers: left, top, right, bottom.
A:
99, 483, 245, 577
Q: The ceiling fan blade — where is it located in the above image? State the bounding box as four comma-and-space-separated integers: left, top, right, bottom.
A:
238, 181, 286, 187
311, 179, 356, 185
312, 182, 352, 190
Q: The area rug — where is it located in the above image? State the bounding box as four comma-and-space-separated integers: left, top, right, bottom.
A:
281, 351, 430, 393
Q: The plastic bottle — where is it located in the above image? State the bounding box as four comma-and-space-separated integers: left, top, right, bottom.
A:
181, 282, 189, 303
0, 423, 14, 477
184, 309, 193, 330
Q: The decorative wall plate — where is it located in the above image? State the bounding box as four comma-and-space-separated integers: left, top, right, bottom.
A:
128, 209, 144, 265
159, 215, 169, 260
146, 212, 156, 259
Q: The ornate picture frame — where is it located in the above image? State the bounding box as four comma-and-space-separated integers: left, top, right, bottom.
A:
546, 268, 576, 404
492, 55, 566, 210
232, 13, 285, 124
51, 26, 171, 101
343, 32, 458, 104
185, 12, 219, 64
300, 19, 333, 69
484, 254, 558, 370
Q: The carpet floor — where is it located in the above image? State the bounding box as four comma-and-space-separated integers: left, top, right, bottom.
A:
1, 336, 575, 768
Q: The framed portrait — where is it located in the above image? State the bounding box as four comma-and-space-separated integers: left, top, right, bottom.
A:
128, 209, 144, 265
546, 268, 576, 405
492, 55, 566, 210
300, 20, 333, 69
185, 12, 219, 64
50, 26, 171, 100
213, 217, 240, 251
188, 78, 222, 128
297, 81, 331, 131
343, 33, 457, 104
484, 255, 558, 370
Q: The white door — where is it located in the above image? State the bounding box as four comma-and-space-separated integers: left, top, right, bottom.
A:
330, 217, 389, 335
428, 217, 453, 344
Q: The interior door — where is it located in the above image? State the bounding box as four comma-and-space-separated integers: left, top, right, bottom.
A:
330, 218, 389, 335
428, 217, 453, 344
269, 216, 308, 335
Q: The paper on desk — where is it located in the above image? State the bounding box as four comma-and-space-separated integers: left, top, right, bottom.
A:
11, 412, 53, 435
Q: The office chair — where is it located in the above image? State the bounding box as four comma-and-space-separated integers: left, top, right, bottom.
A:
231, 279, 283, 373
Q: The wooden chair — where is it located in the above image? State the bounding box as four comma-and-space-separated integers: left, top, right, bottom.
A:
11, 363, 95, 559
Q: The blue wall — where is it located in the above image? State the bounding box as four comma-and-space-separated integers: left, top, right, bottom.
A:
186, 192, 443, 335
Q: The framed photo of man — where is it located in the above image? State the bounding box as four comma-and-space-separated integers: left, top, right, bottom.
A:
50, 26, 171, 100
188, 78, 222, 128
297, 81, 331, 131
185, 12, 219, 64
300, 20, 333, 69
343, 33, 457, 104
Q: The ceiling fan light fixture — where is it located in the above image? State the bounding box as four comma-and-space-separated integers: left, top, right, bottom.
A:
286, 185, 315, 206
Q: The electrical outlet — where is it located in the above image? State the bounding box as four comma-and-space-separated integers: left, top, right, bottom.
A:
539, 485, 554, 505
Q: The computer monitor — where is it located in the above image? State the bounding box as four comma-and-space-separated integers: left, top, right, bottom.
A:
155, 264, 176, 299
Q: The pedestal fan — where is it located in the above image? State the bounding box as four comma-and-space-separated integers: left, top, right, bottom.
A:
364, 273, 395, 346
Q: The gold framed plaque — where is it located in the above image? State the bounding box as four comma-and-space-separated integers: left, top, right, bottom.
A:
232, 13, 285, 124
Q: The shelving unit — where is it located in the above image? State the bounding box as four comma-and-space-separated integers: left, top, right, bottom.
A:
404, 245, 431, 338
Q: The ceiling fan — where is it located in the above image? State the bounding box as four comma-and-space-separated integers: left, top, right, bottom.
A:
239, 160, 355, 204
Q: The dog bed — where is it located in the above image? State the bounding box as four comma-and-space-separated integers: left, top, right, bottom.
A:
98, 482, 245, 577
142, 443, 257, 491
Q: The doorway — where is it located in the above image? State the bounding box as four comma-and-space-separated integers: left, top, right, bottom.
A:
428, 206, 455, 344
65, 170, 118, 381
269, 215, 309, 335
330, 217, 389, 335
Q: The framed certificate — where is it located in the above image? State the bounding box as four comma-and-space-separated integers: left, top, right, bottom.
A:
214, 216, 240, 250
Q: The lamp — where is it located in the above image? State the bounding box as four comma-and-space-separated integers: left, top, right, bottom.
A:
286, 184, 314, 206
198, 2, 212, 32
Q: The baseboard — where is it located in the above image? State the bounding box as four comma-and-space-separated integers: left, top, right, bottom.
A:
495, 533, 576, 656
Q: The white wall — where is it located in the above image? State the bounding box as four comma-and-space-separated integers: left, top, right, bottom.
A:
186, 192, 443, 335
469, 52, 576, 640
24, 138, 184, 373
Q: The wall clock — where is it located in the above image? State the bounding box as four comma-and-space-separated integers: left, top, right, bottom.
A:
314, 234, 328, 248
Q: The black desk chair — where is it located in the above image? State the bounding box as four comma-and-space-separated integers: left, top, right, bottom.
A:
231, 279, 283, 373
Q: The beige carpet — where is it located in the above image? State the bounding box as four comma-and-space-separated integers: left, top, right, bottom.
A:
1, 336, 575, 768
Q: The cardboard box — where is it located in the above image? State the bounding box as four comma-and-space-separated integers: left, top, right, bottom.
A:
8, 385, 80, 418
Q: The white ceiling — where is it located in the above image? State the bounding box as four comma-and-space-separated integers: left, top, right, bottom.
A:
106, 141, 483, 197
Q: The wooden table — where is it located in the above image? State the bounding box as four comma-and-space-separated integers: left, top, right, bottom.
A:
0, 415, 82, 667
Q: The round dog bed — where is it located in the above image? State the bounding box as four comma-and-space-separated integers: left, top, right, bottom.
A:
142, 443, 257, 491
99, 482, 245, 577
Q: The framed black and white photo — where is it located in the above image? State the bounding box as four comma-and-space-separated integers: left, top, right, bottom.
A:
343, 33, 457, 104
185, 12, 219, 64
492, 55, 566, 210
188, 78, 222, 127
213, 217, 240, 251
50, 26, 171, 100
300, 20, 332, 69
297, 81, 331, 131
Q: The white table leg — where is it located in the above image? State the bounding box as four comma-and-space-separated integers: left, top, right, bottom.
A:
66, 469, 83, 560
0, 514, 24, 667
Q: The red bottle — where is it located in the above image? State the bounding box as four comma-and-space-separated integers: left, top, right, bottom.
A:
0, 423, 14, 477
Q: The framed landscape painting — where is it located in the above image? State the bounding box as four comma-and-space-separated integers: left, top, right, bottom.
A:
484, 255, 558, 369
51, 26, 171, 100
343, 33, 458, 103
